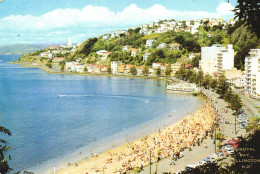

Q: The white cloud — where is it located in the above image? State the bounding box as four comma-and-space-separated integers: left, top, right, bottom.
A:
0, 3, 235, 32
216, 2, 234, 16
0, 3, 235, 44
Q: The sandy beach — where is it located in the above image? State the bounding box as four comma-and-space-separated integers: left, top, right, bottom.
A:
56, 103, 216, 174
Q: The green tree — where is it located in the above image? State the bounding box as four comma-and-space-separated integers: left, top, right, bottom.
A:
142, 66, 149, 76
156, 67, 161, 77
216, 75, 228, 98
209, 78, 217, 89
165, 66, 172, 77
230, 94, 242, 113
245, 117, 260, 133
234, 0, 260, 37
201, 74, 210, 89
84, 67, 88, 73
107, 67, 112, 74
175, 63, 186, 80
130, 66, 137, 75
224, 87, 233, 103
191, 55, 201, 67
0, 126, 12, 174
216, 132, 226, 148
230, 24, 259, 70
196, 69, 204, 86
46, 59, 52, 69
59, 60, 66, 71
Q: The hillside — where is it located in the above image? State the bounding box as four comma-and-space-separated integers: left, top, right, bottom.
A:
17, 19, 260, 70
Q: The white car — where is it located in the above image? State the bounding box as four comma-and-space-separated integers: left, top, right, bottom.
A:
185, 164, 198, 170
195, 160, 207, 166
227, 150, 234, 155
206, 156, 216, 163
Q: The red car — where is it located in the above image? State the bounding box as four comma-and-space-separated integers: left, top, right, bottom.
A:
228, 138, 239, 148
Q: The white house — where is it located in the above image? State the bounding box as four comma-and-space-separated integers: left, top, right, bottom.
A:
157, 43, 168, 49
146, 39, 156, 47
189, 53, 196, 59
102, 34, 111, 40
87, 64, 96, 73
152, 62, 162, 69
111, 30, 126, 38
40, 51, 53, 59
96, 50, 108, 55
122, 45, 131, 52
143, 53, 151, 62
65, 61, 76, 72
75, 64, 85, 73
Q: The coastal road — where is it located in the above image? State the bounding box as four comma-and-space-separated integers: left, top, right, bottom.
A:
234, 89, 259, 117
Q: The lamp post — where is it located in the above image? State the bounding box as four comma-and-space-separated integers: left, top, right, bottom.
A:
150, 150, 151, 174
215, 123, 217, 153
235, 113, 237, 134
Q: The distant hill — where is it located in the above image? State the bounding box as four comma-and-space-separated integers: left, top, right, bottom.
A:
0, 44, 55, 55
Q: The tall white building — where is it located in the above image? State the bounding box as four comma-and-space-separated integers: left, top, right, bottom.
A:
110, 61, 122, 74
67, 38, 72, 47
217, 44, 234, 77
200, 44, 234, 77
244, 49, 260, 97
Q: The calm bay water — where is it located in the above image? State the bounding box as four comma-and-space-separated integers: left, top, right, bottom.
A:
0, 55, 203, 173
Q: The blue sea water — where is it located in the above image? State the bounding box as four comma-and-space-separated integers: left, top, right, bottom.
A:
0, 55, 204, 173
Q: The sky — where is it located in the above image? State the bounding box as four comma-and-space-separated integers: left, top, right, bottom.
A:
0, 0, 237, 45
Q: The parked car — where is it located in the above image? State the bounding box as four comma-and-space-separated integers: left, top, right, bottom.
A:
228, 139, 239, 148
202, 158, 211, 163
206, 156, 216, 163
195, 160, 207, 166
227, 150, 234, 155
220, 144, 234, 151
185, 164, 198, 170
216, 152, 226, 160
237, 109, 244, 115
239, 123, 248, 128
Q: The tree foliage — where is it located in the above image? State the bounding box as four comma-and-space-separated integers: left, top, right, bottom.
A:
230, 94, 242, 112
0, 126, 12, 174
142, 66, 149, 76
216, 75, 228, 98
230, 24, 259, 70
130, 66, 137, 75
234, 0, 260, 38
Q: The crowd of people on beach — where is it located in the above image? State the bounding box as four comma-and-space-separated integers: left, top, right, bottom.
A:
79, 103, 217, 173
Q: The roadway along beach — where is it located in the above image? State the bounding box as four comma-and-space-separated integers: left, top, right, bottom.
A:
56, 103, 216, 174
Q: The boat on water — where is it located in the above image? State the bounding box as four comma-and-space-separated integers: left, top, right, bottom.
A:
166, 82, 199, 93
57, 94, 63, 97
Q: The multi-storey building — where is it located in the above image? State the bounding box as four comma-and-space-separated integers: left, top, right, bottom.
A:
200, 44, 234, 77
244, 49, 260, 97
217, 44, 234, 77
171, 62, 181, 76
111, 61, 122, 74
